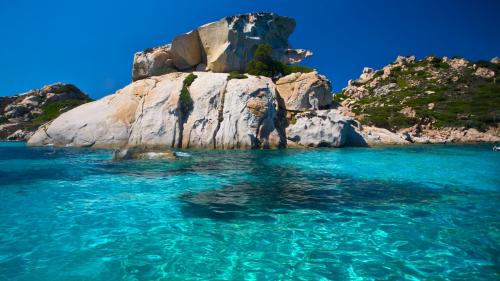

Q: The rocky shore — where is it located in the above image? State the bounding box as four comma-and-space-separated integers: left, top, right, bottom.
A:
4, 12, 496, 149
339, 55, 500, 145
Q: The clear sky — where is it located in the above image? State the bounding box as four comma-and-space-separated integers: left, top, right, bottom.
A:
1, 0, 499, 98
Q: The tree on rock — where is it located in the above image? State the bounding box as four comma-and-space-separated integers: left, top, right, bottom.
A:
247, 44, 313, 78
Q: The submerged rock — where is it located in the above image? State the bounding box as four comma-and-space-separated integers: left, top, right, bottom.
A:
113, 147, 177, 160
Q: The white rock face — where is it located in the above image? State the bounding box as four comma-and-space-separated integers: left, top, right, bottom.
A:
128, 73, 186, 148
276, 72, 332, 111
182, 73, 228, 149
29, 79, 155, 147
286, 110, 352, 147
28, 73, 283, 149
215, 76, 281, 149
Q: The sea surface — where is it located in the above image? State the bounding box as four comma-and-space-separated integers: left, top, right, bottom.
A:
0, 142, 499, 280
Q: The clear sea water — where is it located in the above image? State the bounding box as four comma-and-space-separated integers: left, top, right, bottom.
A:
0, 142, 499, 280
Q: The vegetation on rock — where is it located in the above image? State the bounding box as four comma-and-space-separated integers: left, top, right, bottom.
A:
227, 71, 248, 80
246, 44, 313, 78
342, 56, 499, 131
32, 99, 89, 126
180, 73, 197, 113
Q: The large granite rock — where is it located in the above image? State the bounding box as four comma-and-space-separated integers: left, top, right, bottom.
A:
28, 73, 283, 149
131, 13, 313, 80
276, 71, 333, 111
286, 110, 352, 147
0, 83, 91, 140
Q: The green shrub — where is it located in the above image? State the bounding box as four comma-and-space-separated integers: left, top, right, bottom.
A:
32, 99, 87, 126
246, 44, 283, 77
184, 73, 197, 87
0, 116, 8, 124
396, 78, 408, 88
333, 93, 348, 103
51, 84, 79, 94
283, 65, 314, 75
246, 44, 313, 78
227, 71, 248, 80
180, 73, 197, 113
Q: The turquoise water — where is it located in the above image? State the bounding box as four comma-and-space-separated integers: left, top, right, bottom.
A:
0, 142, 499, 280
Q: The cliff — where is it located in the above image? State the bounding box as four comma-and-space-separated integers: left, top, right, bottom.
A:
0, 83, 91, 140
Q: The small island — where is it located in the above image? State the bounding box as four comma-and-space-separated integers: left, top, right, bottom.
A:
0, 7, 499, 281
2, 13, 497, 149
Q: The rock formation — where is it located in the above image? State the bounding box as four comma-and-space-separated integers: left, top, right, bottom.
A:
131, 13, 312, 81
0, 83, 91, 140
29, 73, 284, 149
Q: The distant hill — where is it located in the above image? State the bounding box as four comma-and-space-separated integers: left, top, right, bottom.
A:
0, 83, 91, 140
338, 56, 499, 134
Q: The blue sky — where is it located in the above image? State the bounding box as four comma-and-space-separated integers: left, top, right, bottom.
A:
1, 0, 499, 98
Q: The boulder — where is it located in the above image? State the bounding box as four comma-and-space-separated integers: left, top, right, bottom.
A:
286, 110, 352, 147
171, 30, 202, 70
276, 72, 332, 111
490, 57, 500, 64
131, 13, 313, 80
132, 45, 176, 81
474, 67, 495, 79
197, 13, 302, 72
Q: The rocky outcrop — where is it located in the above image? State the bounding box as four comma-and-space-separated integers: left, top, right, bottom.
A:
29, 72, 283, 149
338, 55, 500, 145
286, 110, 352, 147
276, 72, 333, 111
0, 83, 91, 140
131, 13, 312, 81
